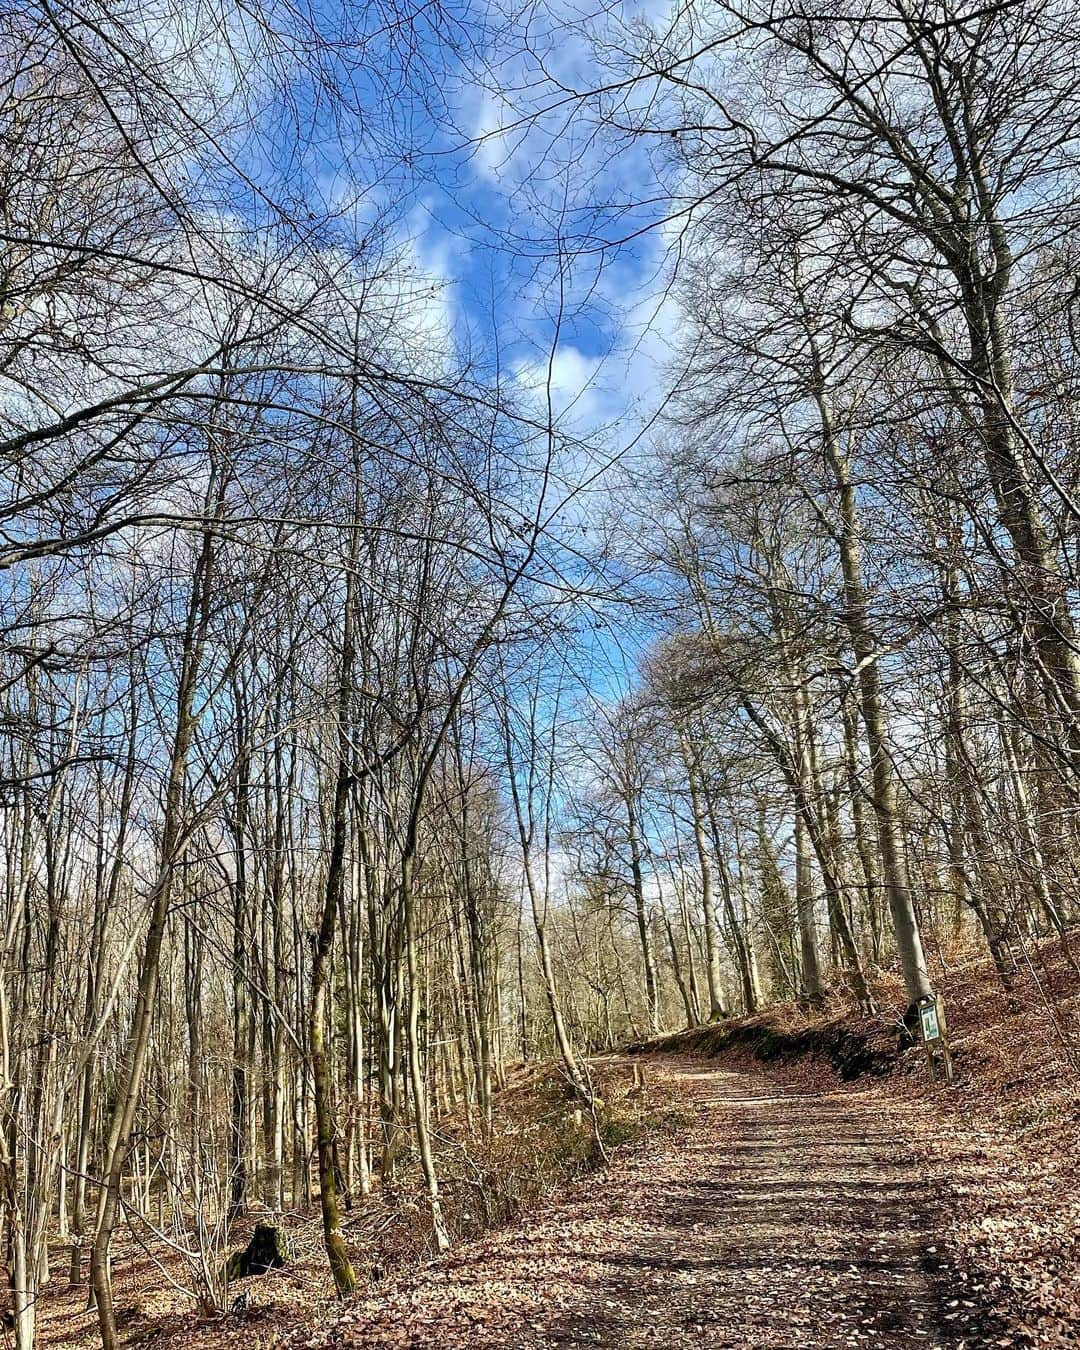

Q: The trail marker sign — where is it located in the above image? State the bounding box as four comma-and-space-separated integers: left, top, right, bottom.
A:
915, 994, 954, 1084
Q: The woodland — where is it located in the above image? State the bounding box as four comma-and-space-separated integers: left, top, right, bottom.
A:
2, 0, 1080, 1346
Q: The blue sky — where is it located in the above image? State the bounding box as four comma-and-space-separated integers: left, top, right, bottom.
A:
196, 0, 681, 696
165, 0, 684, 473
294, 0, 680, 441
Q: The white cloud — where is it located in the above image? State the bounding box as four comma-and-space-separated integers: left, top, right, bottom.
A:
513, 344, 603, 425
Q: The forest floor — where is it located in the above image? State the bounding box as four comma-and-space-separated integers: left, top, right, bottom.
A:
35, 940, 1079, 1349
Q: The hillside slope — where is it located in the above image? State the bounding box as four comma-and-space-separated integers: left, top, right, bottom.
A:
638, 940, 1080, 1347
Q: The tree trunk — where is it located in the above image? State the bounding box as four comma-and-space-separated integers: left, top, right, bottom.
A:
794, 813, 824, 1004
812, 363, 934, 1007
677, 729, 728, 1020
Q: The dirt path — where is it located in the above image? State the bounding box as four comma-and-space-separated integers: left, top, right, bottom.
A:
296, 1058, 1009, 1349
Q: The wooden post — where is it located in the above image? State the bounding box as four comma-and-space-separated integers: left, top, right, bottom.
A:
916, 994, 954, 1084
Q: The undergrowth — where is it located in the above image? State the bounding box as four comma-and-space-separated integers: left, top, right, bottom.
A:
342, 1061, 683, 1277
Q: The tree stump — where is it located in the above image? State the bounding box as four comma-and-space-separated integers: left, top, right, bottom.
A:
225, 1225, 290, 1281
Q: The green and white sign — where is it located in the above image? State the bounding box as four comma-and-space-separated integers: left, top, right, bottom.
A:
919, 1001, 941, 1042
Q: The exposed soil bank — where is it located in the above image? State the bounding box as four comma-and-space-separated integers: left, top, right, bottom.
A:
632, 1012, 898, 1081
